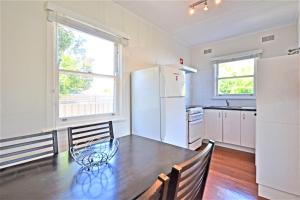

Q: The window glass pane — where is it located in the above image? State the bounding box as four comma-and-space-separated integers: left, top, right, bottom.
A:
59, 74, 115, 118
218, 77, 254, 95
57, 24, 115, 75
218, 58, 254, 78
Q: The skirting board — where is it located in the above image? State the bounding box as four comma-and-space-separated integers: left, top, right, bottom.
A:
203, 139, 255, 153
258, 185, 300, 200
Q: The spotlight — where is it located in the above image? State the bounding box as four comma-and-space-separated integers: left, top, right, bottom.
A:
203, 1, 208, 11
215, 0, 221, 5
189, 7, 195, 15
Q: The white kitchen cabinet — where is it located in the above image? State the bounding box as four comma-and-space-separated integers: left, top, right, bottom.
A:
222, 110, 241, 145
256, 55, 300, 198
204, 109, 256, 150
205, 109, 222, 142
241, 111, 256, 148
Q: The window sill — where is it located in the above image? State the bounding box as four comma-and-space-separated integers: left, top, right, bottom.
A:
212, 96, 256, 100
54, 115, 126, 131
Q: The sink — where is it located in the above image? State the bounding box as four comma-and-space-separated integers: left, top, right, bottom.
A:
206, 106, 224, 109
227, 106, 243, 109
205, 106, 256, 110
206, 106, 243, 109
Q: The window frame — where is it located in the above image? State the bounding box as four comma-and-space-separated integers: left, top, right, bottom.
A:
53, 23, 124, 126
214, 57, 257, 99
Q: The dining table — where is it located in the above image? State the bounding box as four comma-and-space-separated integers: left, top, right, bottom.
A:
0, 135, 197, 200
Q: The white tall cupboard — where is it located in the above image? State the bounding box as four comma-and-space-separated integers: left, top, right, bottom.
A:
256, 55, 300, 199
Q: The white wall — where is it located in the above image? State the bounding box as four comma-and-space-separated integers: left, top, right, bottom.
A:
0, 1, 190, 151
191, 24, 298, 107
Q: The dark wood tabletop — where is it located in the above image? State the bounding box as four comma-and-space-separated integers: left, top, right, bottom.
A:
0, 135, 197, 200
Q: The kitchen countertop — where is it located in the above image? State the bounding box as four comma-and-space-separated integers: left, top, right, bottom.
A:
186, 105, 203, 109
203, 106, 256, 111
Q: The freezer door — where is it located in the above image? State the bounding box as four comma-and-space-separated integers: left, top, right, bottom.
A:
160, 66, 185, 97
161, 97, 188, 148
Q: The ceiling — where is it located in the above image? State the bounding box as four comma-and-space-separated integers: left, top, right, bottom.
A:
115, 0, 299, 47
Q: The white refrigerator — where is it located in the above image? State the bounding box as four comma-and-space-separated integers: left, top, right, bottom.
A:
131, 66, 188, 148
256, 54, 300, 199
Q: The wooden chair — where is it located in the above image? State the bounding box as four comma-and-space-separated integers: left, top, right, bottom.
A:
68, 121, 114, 149
137, 173, 170, 200
0, 131, 58, 169
167, 140, 215, 200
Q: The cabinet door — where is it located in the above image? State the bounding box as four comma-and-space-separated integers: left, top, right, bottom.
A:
241, 111, 256, 148
223, 110, 241, 145
205, 110, 222, 142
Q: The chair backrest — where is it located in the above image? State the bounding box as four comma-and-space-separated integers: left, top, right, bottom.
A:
138, 173, 170, 200
167, 140, 215, 200
68, 121, 114, 149
0, 131, 58, 169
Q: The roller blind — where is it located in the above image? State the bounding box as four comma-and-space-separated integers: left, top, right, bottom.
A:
46, 4, 129, 46
211, 49, 263, 63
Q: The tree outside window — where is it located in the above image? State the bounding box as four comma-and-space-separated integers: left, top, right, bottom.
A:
57, 24, 117, 118
216, 58, 255, 96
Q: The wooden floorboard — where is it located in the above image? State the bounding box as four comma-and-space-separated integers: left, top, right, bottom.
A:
198, 145, 268, 200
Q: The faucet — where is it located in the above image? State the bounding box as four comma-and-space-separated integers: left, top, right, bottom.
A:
225, 100, 230, 107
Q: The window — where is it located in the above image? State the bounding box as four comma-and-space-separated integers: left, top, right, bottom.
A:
56, 24, 120, 119
215, 58, 256, 97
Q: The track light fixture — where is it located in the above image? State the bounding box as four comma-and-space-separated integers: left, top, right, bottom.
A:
189, 0, 221, 15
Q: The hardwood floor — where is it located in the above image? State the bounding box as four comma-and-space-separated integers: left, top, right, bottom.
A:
199, 145, 267, 200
